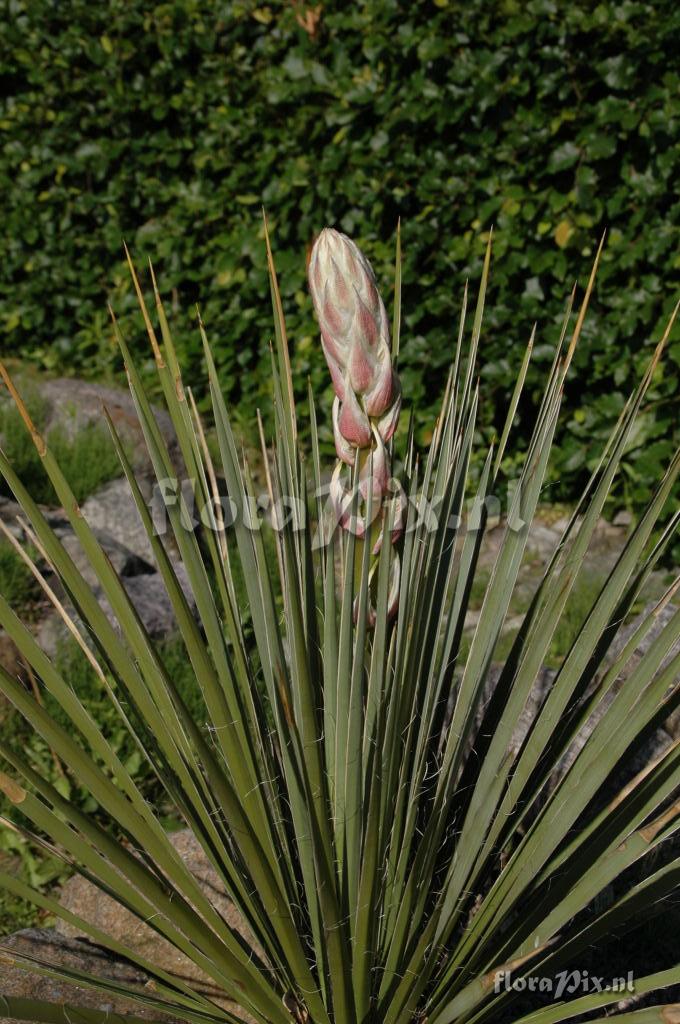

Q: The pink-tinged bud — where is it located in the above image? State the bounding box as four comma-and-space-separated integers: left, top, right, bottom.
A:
322, 341, 347, 401
364, 357, 395, 417
359, 430, 390, 501
330, 465, 359, 536
332, 397, 356, 466
310, 229, 401, 454
308, 228, 391, 401
377, 382, 401, 442
348, 331, 378, 394
309, 230, 386, 357
338, 388, 372, 448
330, 463, 380, 539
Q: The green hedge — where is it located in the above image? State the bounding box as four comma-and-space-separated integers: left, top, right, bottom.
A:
2, 0, 679, 515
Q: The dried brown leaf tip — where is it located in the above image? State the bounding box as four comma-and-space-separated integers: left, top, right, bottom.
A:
0, 771, 27, 805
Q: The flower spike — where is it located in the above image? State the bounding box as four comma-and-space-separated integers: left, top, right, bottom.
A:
309, 227, 403, 621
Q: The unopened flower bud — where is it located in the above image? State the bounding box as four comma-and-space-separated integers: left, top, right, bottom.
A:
308, 229, 398, 436
309, 226, 404, 625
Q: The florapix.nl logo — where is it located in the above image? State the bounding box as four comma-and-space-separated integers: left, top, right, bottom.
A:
494, 969, 635, 998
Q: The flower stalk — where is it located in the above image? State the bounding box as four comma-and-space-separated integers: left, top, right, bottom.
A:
308, 227, 404, 621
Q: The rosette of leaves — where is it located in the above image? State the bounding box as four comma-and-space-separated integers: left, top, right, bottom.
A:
0, 223, 679, 1024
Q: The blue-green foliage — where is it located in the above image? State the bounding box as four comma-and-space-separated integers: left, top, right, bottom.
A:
0, 633, 205, 932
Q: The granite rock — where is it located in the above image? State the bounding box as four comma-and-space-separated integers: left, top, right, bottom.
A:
79, 478, 158, 567
0, 928, 180, 1022
95, 563, 195, 640
56, 525, 155, 589
56, 830, 259, 1018
0, 831, 261, 1020
38, 378, 181, 477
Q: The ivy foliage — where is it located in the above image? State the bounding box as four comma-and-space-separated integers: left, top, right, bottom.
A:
1, 0, 678, 513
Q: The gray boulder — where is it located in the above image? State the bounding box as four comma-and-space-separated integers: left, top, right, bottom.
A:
56, 524, 155, 589
96, 562, 195, 640
465, 603, 679, 802
550, 600, 680, 786
38, 377, 181, 477
606, 600, 680, 740
80, 477, 157, 567
0, 495, 69, 540
36, 561, 194, 660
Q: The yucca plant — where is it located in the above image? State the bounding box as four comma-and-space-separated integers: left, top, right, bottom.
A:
1, 222, 679, 1024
